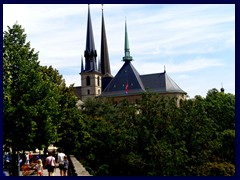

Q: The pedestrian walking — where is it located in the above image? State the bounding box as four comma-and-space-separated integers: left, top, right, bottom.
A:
35, 159, 43, 176
63, 155, 69, 176
57, 148, 65, 176
44, 151, 56, 176
29, 152, 33, 163
25, 153, 30, 165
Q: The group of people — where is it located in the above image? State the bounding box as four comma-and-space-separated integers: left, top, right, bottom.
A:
22, 148, 69, 176
43, 149, 69, 176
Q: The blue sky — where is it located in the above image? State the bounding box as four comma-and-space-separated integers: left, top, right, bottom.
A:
3, 4, 235, 98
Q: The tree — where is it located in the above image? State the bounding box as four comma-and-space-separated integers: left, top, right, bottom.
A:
76, 90, 235, 176
3, 23, 63, 175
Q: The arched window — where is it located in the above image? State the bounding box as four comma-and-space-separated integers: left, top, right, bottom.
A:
88, 90, 90, 95
86, 76, 90, 86
97, 76, 100, 86
98, 89, 101, 94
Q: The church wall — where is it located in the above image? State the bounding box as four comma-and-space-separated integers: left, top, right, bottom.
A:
104, 93, 186, 107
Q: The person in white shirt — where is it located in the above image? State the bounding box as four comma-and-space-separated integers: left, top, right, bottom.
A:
57, 148, 65, 176
44, 152, 56, 176
35, 159, 43, 176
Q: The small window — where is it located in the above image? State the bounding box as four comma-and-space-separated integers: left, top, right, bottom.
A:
97, 76, 100, 86
86, 76, 90, 86
88, 90, 90, 95
98, 89, 101, 94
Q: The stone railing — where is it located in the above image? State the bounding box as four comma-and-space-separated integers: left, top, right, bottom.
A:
68, 155, 91, 176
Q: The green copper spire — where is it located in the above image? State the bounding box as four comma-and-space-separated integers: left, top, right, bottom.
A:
123, 18, 133, 61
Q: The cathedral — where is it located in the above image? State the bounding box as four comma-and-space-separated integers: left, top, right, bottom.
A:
74, 5, 187, 105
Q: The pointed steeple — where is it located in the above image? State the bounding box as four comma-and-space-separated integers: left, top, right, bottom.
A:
84, 4, 98, 72
123, 18, 133, 61
81, 56, 84, 73
100, 4, 112, 77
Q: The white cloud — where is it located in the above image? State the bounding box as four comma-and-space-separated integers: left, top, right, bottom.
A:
134, 57, 223, 75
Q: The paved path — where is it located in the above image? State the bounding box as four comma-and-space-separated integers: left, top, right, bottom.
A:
32, 168, 62, 176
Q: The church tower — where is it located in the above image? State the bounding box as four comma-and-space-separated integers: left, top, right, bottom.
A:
80, 4, 102, 101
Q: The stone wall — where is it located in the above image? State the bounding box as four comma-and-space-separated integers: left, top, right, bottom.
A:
68, 155, 91, 176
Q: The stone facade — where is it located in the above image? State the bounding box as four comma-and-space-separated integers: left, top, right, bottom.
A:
101, 93, 186, 107
80, 72, 102, 101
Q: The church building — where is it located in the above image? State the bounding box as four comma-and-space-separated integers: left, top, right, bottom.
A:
74, 5, 187, 104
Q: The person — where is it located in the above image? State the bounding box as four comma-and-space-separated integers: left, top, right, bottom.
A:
25, 153, 30, 165
57, 148, 65, 176
37, 155, 41, 160
21, 163, 30, 176
29, 152, 33, 163
44, 151, 56, 176
35, 159, 43, 176
63, 155, 69, 176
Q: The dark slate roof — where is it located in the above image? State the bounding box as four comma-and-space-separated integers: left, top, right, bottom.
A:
140, 72, 186, 94
101, 61, 145, 97
102, 76, 113, 92
101, 61, 186, 97
73, 86, 82, 99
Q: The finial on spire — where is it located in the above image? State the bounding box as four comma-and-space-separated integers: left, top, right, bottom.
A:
102, 4, 103, 11
123, 18, 133, 61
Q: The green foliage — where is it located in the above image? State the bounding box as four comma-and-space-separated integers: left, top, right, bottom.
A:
3, 23, 84, 175
3, 23, 234, 176
4, 23, 42, 150
197, 162, 235, 176
77, 89, 235, 176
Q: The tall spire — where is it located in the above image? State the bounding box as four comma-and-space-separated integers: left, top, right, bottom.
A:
84, 4, 98, 72
100, 4, 112, 77
123, 18, 133, 61
81, 55, 84, 73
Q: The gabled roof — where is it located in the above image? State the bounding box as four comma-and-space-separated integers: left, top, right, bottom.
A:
101, 64, 186, 97
140, 72, 186, 94
101, 61, 145, 97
